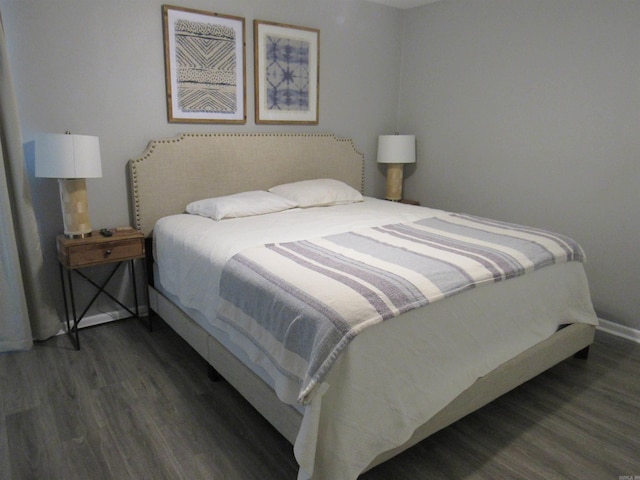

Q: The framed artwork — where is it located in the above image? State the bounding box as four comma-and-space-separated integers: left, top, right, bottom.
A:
163, 5, 246, 124
254, 20, 319, 124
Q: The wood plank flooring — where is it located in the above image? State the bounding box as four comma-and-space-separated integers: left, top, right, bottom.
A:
1, 319, 638, 479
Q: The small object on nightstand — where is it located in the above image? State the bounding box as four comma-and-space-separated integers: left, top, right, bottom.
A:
57, 228, 147, 349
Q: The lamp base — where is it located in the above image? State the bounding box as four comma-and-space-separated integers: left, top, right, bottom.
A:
65, 232, 93, 240
58, 178, 93, 238
385, 163, 404, 201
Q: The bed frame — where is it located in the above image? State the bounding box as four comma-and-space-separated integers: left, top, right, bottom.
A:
127, 133, 595, 473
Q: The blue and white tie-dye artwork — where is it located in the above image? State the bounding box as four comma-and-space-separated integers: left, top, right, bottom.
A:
265, 35, 310, 111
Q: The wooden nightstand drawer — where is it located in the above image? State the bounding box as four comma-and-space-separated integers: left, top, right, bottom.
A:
57, 229, 145, 269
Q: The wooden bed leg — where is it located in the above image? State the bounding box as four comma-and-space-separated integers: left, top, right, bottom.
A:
574, 346, 590, 360
207, 364, 222, 382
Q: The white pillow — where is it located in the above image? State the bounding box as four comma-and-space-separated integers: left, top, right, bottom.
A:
269, 178, 363, 208
186, 190, 297, 221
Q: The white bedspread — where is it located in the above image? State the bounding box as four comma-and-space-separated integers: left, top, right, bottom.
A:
153, 198, 598, 480
154, 198, 441, 323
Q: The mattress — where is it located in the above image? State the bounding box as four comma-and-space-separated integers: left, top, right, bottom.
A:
152, 198, 598, 479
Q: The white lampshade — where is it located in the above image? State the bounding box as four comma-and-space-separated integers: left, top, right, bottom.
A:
376, 135, 416, 165
36, 133, 102, 179
35, 133, 102, 238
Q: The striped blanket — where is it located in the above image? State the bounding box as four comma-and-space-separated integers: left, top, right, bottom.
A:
216, 213, 585, 404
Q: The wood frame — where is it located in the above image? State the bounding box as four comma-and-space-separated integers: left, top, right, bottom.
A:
162, 5, 246, 124
254, 20, 319, 124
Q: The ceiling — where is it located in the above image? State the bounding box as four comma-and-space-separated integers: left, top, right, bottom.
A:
364, 0, 441, 9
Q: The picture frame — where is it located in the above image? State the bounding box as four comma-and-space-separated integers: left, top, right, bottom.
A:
163, 5, 246, 124
254, 20, 319, 125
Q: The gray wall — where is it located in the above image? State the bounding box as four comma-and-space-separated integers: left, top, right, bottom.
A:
1, 0, 401, 317
2, 0, 638, 333
400, 0, 639, 331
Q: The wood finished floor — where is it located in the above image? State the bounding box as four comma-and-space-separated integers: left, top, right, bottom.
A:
1, 319, 638, 480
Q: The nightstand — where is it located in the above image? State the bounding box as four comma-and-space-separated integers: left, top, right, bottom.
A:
57, 227, 146, 349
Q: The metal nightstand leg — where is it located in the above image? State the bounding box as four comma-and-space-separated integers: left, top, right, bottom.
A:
130, 259, 152, 332
59, 263, 77, 348
59, 260, 143, 350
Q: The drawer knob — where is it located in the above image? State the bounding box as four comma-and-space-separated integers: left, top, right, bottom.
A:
104, 249, 112, 257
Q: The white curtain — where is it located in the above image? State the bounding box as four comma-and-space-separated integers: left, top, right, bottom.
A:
1, 11, 60, 352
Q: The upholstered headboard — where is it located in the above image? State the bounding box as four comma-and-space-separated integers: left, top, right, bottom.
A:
128, 133, 365, 236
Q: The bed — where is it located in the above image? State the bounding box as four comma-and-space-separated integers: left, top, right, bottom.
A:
127, 133, 598, 479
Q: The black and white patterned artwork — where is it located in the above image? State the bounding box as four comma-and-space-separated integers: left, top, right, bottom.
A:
163, 6, 246, 124
175, 20, 238, 114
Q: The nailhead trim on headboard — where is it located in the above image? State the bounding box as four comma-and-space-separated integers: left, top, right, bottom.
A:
128, 133, 365, 236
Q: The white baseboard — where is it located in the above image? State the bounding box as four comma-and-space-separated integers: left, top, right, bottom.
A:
56, 306, 149, 336
596, 318, 640, 344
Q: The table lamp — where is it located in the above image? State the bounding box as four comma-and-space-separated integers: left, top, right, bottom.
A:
36, 132, 102, 238
377, 134, 416, 201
